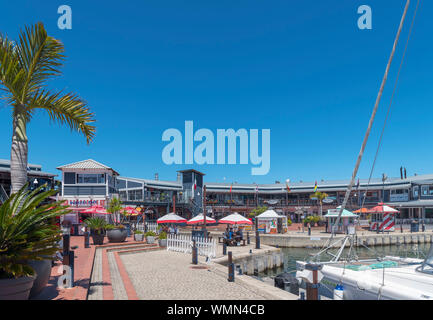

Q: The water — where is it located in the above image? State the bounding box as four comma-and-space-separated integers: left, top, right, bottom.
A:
258, 243, 431, 278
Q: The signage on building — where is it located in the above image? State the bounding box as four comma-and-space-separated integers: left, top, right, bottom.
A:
68, 199, 106, 207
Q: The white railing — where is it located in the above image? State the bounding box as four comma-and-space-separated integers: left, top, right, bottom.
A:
167, 234, 216, 258
135, 222, 160, 234
145, 222, 159, 234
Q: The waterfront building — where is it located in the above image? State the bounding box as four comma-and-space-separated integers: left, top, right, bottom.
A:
0, 158, 57, 202
57, 159, 119, 211
117, 169, 205, 219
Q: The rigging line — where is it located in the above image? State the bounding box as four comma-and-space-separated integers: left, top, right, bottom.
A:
359, 0, 421, 211
330, 0, 411, 240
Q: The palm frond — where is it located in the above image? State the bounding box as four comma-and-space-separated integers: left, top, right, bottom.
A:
15, 22, 65, 98
0, 33, 27, 104
29, 89, 96, 143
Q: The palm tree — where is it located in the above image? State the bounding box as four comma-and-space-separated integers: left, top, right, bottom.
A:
0, 22, 95, 194
309, 191, 329, 217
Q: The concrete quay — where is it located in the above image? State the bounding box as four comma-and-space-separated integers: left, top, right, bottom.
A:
252, 231, 433, 248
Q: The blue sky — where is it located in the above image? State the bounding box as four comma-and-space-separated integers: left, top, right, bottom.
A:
0, 0, 432, 184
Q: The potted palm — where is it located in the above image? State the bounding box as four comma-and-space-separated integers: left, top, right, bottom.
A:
85, 217, 106, 245
145, 231, 157, 244
133, 230, 144, 242
0, 186, 67, 300
158, 231, 167, 247
106, 198, 128, 243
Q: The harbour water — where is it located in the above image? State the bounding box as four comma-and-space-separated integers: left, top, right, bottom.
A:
258, 243, 431, 278
256, 243, 431, 299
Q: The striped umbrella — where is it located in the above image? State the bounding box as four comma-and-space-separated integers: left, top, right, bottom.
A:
218, 212, 253, 225
187, 213, 216, 225
369, 203, 399, 214
157, 212, 187, 224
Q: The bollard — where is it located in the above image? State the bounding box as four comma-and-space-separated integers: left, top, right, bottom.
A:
223, 242, 227, 256
237, 265, 243, 275
247, 232, 250, 245
308, 226, 311, 236
255, 230, 260, 249
228, 251, 234, 282
192, 240, 198, 265
305, 263, 322, 300
84, 230, 90, 248
63, 234, 70, 255
401, 224, 403, 233
422, 224, 426, 232
68, 250, 75, 288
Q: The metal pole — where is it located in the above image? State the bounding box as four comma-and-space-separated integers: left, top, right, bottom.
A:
332, 0, 411, 237
192, 240, 198, 264
255, 217, 260, 249
84, 228, 90, 248
223, 241, 227, 255
203, 185, 207, 238
228, 251, 234, 282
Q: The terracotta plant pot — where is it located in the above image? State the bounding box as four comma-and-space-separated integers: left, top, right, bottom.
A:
0, 276, 35, 300
107, 228, 128, 243
28, 259, 52, 299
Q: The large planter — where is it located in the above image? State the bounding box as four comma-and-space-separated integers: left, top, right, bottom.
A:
28, 259, 52, 299
107, 228, 128, 243
91, 233, 105, 245
158, 239, 167, 247
0, 276, 35, 300
146, 236, 155, 244
134, 233, 144, 242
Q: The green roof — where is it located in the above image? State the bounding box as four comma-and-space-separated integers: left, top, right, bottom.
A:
325, 207, 358, 218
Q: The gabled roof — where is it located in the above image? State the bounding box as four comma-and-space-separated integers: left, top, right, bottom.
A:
56, 159, 119, 175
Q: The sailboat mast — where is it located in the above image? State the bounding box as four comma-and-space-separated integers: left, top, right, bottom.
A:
332, 0, 411, 234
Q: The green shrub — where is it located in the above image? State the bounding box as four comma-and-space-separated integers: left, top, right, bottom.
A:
134, 230, 143, 234
85, 217, 106, 234
158, 231, 167, 239
287, 219, 292, 226
0, 185, 68, 279
105, 224, 125, 230
145, 231, 156, 237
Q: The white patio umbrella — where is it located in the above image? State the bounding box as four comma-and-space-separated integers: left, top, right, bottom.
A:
256, 209, 281, 218
218, 212, 253, 225
157, 212, 187, 224
187, 213, 216, 225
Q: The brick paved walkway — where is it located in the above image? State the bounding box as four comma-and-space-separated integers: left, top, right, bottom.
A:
121, 250, 266, 300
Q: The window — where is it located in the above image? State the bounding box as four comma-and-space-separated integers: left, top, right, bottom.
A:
77, 174, 105, 184
413, 186, 419, 198
391, 189, 408, 195
64, 172, 75, 184
422, 186, 429, 196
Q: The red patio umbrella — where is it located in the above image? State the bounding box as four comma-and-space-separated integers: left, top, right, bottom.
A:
80, 205, 109, 214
